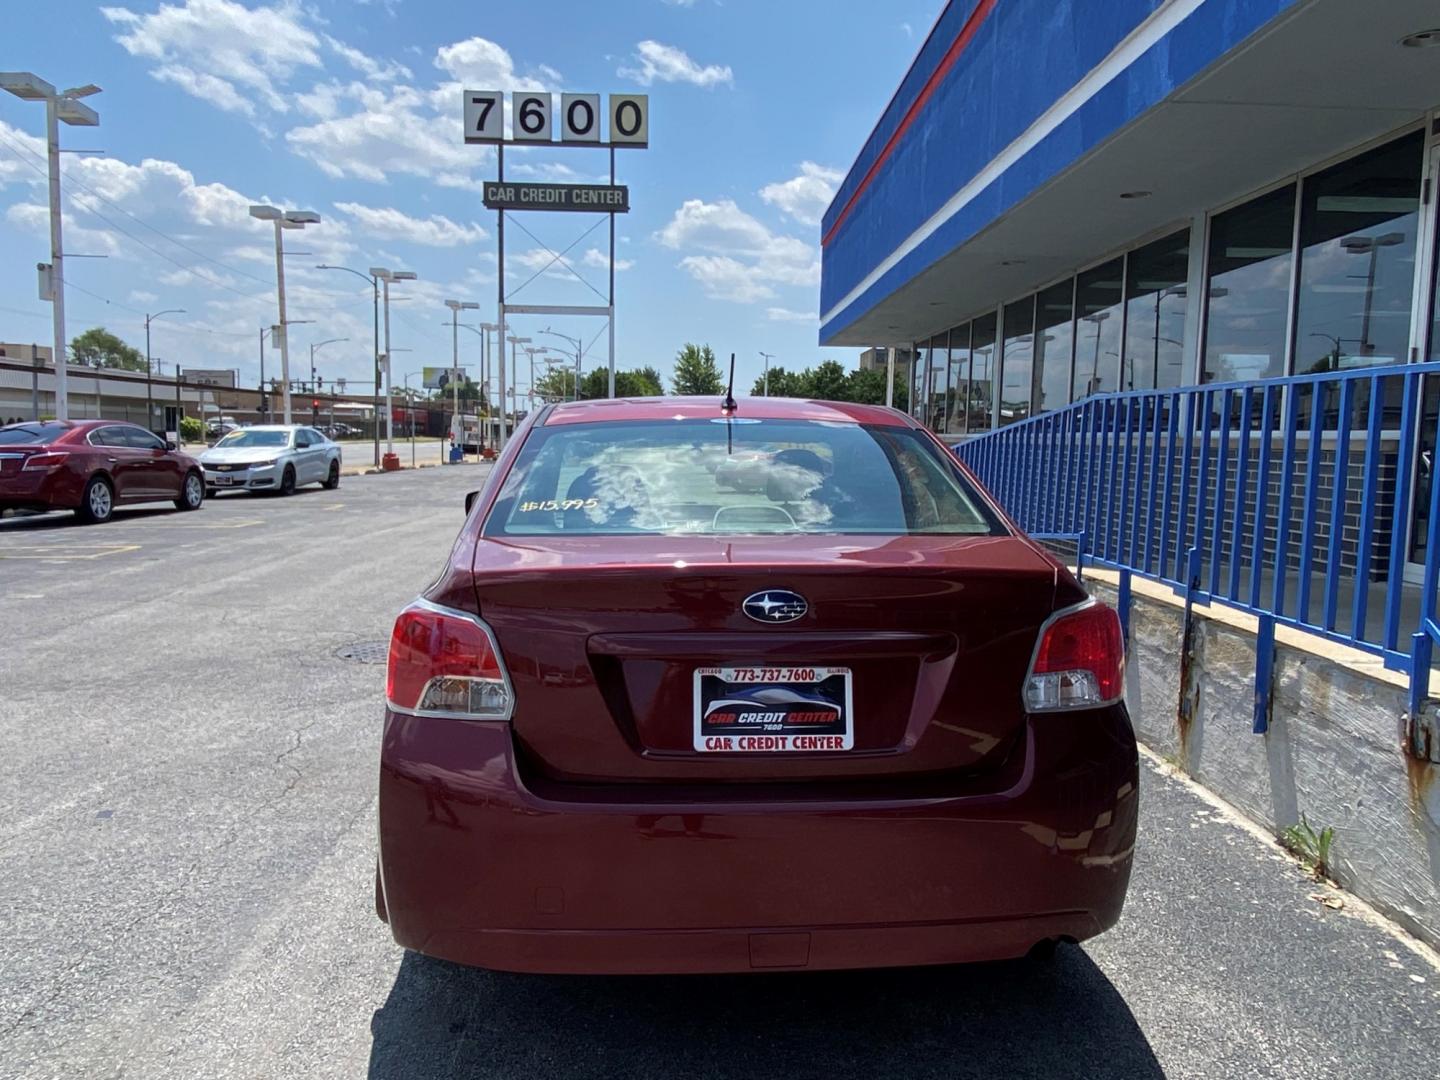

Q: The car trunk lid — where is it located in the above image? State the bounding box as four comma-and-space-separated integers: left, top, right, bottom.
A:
472, 534, 1068, 784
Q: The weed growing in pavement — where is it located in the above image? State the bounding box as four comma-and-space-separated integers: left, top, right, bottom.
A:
1280, 814, 1336, 880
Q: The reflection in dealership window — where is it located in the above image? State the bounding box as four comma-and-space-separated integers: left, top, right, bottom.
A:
927, 331, 950, 431
969, 313, 997, 433
1072, 258, 1125, 400
1123, 230, 1190, 390
1203, 184, 1296, 382
946, 323, 971, 435
1293, 131, 1424, 376
1034, 279, 1076, 413
1000, 297, 1035, 426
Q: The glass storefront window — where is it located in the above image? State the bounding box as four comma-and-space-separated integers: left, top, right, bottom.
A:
1292, 131, 1424, 375
910, 339, 929, 419
1203, 184, 1296, 382
1123, 229, 1190, 390
947, 323, 971, 435
999, 297, 1035, 425
969, 313, 997, 432
1072, 259, 1124, 399
928, 331, 950, 430
1033, 280, 1075, 413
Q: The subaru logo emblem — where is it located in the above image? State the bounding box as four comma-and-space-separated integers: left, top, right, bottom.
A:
742, 590, 808, 624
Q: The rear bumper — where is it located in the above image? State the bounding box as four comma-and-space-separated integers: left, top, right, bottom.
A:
377, 708, 1138, 974
0, 469, 79, 510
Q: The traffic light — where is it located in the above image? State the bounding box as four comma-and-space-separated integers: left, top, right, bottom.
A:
311, 398, 320, 422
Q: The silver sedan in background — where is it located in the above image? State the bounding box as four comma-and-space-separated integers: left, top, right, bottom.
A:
199, 425, 342, 497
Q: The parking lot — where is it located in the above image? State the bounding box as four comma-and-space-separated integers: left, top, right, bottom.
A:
2, 465, 1437, 1080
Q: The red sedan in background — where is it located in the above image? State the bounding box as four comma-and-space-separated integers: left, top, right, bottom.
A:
379, 396, 1135, 975
0, 420, 205, 523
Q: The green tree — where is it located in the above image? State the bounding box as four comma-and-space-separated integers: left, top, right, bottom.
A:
670, 343, 724, 396
807, 359, 849, 402
636, 365, 666, 395
751, 365, 806, 398
71, 327, 146, 371
844, 367, 890, 405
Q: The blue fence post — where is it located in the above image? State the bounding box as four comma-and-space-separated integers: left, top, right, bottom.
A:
1410, 630, 1433, 720
1254, 613, 1275, 734
1117, 567, 1133, 647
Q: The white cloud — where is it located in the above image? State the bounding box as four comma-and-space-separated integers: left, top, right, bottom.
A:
657, 197, 819, 303
6, 202, 124, 258
433, 37, 548, 91
130, 290, 160, 304
334, 201, 487, 246
582, 248, 634, 272
287, 37, 550, 186
677, 255, 775, 303
767, 307, 816, 323
324, 34, 412, 82
663, 0, 699, 6
102, 0, 323, 115
286, 81, 477, 185
759, 162, 844, 227
618, 41, 732, 88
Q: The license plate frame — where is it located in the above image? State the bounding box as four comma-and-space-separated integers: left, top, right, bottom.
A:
693, 665, 853, 752
212, 474, 233, 486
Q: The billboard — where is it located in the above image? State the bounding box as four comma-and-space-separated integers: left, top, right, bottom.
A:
187, 369, 237, 388
423, 367, 466, 389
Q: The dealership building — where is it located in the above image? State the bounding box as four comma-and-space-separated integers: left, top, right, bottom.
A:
820, 0, 1440, 435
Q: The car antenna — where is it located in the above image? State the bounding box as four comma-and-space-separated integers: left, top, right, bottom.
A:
721, 353, 737, 414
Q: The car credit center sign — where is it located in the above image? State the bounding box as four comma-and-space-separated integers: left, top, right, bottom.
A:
482, 182, 628, 213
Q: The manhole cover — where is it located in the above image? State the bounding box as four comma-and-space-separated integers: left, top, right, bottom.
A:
336, 640, 389, 664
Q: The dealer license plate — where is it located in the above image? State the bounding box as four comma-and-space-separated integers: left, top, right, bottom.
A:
693, 666, 853, 752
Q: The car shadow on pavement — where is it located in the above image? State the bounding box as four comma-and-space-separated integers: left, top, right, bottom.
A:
0, 506, 178, 530
368, 947, 1163, 1080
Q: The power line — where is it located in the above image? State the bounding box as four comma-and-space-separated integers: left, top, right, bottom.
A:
0, 134, 275, 302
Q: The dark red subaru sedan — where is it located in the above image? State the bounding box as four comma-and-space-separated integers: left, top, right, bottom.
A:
0, 419, 205, 523
378, 396, 1136, 974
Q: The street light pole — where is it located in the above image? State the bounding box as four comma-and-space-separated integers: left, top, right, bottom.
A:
371, 267, 418, 467
445, 300, 479, 459
144, 308, 184, 432
759, 351, 774, 396
308, 337, 347, 424
507, 335, 531, 441
541, 327, 583, 401
251, 204, 321, 425
2, 73, 102, 421
317, 264, 381, 467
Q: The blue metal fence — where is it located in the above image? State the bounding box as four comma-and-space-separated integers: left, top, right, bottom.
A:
953, 361, 1440, 723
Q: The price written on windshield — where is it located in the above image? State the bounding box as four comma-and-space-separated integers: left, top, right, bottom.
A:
463, 91, 648, 147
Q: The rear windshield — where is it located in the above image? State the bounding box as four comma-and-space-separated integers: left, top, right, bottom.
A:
216, 430, 289, 448
484, 418, 1002, 537
0, 422, 68, 445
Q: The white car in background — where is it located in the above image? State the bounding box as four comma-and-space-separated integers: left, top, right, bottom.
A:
199, 424, 342, 497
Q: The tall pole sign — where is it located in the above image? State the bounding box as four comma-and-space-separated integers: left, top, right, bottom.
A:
462, 90, 648, 416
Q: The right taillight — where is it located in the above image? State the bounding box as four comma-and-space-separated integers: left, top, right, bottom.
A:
22, 452, 68, 471
386, 598, 512, 720
1024, 600, 1125, 712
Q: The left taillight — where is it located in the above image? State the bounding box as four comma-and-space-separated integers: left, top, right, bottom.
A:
1024, 600, 1125, 712
386, 599, 513, 720
22, 452, 68, 471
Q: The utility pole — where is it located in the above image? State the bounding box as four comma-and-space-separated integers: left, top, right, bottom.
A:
759, 351, 774, 396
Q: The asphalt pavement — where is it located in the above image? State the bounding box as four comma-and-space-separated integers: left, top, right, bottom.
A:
1, 465, 1436, 1079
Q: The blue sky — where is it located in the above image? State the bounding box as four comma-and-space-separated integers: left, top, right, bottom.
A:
1, 0, 939, 396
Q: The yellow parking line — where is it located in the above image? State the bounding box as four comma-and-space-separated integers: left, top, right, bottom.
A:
322, 503, 345, 511
0, 544, 140, 560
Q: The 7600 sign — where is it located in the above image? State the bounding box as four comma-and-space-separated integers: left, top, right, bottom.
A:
463, 91, 648, 147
